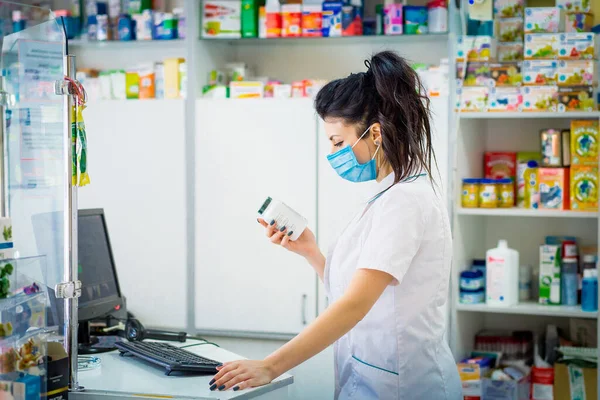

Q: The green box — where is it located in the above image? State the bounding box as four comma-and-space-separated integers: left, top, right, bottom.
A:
539, 245, 561, 305
241, 0, 258, 38
126, 72, 140, 99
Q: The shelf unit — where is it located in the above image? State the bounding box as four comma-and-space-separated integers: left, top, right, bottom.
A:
457, 208, 598, 219
458, 111, 600, 120
456, 302, 598, 319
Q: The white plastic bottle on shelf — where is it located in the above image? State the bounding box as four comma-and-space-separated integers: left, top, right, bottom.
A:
486, 240, 520, 307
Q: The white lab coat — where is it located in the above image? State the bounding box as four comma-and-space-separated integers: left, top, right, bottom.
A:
324, 173, 462, 400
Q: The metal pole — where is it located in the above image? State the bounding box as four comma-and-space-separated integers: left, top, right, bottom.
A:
63, 54, 80, 391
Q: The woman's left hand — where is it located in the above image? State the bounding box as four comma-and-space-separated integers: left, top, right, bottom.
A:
209, 359, 276, 392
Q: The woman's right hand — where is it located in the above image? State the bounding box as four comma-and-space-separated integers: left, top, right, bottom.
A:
257, 218, 319, 260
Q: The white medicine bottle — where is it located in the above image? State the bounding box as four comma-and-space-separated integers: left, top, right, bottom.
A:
485, 240, 519, 307
258, 197, 307, 242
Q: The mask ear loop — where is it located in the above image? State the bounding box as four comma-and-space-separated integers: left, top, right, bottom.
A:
351, 125, 373, 149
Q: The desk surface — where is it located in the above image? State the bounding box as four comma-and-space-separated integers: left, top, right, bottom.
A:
73, 340, 293, 400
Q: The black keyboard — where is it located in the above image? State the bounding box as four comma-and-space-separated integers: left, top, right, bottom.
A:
115, 341, 221, 375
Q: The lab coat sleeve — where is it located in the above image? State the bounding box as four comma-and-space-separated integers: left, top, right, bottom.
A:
356, 191, 426, 285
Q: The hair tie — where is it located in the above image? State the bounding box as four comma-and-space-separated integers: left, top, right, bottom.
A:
364, 59, 371, 72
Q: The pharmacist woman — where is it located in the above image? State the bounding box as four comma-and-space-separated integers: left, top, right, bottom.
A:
209, 51, 462, 399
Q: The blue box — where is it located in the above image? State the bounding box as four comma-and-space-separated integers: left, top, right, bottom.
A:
322, 1, 343, 37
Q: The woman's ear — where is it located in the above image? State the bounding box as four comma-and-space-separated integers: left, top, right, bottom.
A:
370, 123, 382, 146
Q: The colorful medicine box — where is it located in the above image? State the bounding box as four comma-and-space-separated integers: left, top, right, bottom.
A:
557, 60, 595, 86
489, 63, 522, 86
455, 86, 488, 112
497, 43, 523, 62
571, 120, 599, 166
524, 34, 559, 60
125, 71, 139, 99
566, 12, 593, 33
525, 8, 564, 33
457, 62, 491, 87
403, 5, 427, 34
494, 0, 524, 18
229, 81, 264, 98
539, 244, 561, 304
164, 58, 184, 99
488, 87, 523, 111
523, 60, 558, 85
570, 166, 598, 211
557, 86, 595, 112
556, 0, 591, 13
241, 0, 258, 37
383, 4, 403, 35
522, 86, 558, 112
559, 33, 595, 59
282, 4, 302, 37
484, 152, 517, 180
496, 18, 524, 42
538, 168, 570, 210
302, 4, 322, 37
456, 36, 494, 62
203, 1, 241, 38
322, 1, 343, 37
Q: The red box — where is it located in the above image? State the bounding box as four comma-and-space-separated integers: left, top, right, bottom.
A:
484, 152, 517, 180
531, 366, 553, 400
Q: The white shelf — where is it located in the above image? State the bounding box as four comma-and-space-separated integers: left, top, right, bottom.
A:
68, 38, 185, 49
201, 33, 449, 45
457, 208, 598, 218
458, 111, 600, 120
456, 301, 598, 319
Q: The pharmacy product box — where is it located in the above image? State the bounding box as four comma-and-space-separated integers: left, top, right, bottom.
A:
496, 18, 523, 42
302, 4, 322, 37
484, 152, 516, 180
566, 12, 593, 33
341, 5, 356, 36
521, 86, 558, 112
273, 83, 292, 98
383, 4, 402, 36
125, 71, 139, 99
153, 12, 177, 40
571, 119, 598, 166
164, 58, 184, 99
241, 0, 258, 38
455, 86, 488, 112
539, 244, 561, 304
229, 81, 264, 98
138, 66, 155, 99
110, 70, 126, 100
523, 163, 539, 209
456, 36, 494, 62
538, 167, 570, 210
556, 0, 591, 13
403, 5, 427, 35
488, 87, 522, 112
559, 32, 594, 60
0, 217, 13, 261
522, 60, 557, 85
553, 362, 597, 400
557, 60, 595, 86
133, 11, 153, 40
203, 1, 241, 38
557, 86, 595, 112
524, 7, 564, 34
530, 367, 554, 400
494, 0, 524, 19
481, 374, 531, 400
489, 63, 522, 87
524, 34, 559, 60
457, 62, 491, 87
498, 43, 523, 62
282, 4, 301, 37
571, 166, 598, 211
322, 1, 342, 37
45, 342, 68, 400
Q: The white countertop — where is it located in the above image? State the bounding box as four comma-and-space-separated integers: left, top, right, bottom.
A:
72, 340, 293, 400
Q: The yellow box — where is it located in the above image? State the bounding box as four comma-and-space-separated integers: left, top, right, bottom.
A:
571, 119, 599, 166
570, 165, 598, 211
164, 58, 185, 99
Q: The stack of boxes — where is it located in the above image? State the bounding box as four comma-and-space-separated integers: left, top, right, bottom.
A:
0, 218, 13, 261
456, 0, 597, 113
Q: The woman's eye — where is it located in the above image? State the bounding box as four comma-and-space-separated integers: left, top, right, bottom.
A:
334, 142, 344, 148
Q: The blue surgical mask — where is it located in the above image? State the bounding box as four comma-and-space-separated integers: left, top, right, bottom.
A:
327, 125, 381, 183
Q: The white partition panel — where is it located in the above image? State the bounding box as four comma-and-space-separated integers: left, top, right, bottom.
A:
195, 99, 318, 335
78, 99, 187, 329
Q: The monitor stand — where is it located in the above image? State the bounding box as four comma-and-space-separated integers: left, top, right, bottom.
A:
78, 320, 118, 354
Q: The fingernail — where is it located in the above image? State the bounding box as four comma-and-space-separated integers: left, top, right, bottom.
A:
218, 385, 225, 391
288, 231, 293, 236
209, 379, 215, 385
233, 386, 240, 391
269, 220, 275, 226
210, 384, 217, 391
279, 226, 286, 232
256, 218, 260, 223
217, 363, 223, 367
